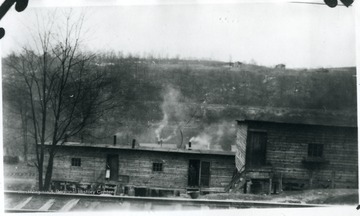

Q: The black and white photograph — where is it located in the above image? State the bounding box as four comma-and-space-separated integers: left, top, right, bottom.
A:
0, 0, 359, 214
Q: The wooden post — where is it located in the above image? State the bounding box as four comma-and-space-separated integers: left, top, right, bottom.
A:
113, 135, 117, 146
246, 180, 252, 194
309, 170, 313, 189
268, 178, 272, 195
279, 173, 283, 194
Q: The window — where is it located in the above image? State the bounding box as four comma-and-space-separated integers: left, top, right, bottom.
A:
308, 144, 323, 157
152, 162, 163, 172
71, 158, 81, 167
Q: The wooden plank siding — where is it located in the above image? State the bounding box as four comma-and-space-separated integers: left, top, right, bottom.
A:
49, 147, 235, 192
235, 122, 248, 171
237, 120, 358, 189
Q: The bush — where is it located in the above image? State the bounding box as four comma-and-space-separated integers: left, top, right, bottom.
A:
3, 155, 19, 164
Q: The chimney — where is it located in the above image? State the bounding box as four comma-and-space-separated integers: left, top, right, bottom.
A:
132, 139, 136, 149
188, 141, 192, 150
113, 135, 117, 146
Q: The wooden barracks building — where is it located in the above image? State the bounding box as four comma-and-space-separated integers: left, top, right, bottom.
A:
231, 117, 358, 194
46, 116, 358, 196
49, 142, 235, 196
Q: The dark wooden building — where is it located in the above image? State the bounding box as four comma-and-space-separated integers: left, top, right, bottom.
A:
49, 143, 235, 196
231, 119, 358, 194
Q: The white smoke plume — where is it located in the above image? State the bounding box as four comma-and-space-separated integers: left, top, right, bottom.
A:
154, 113, 168, 141
153, 87, 235, 150
154, 86, 186, 142
189, 133, 211, 149
189, 121, 236, 151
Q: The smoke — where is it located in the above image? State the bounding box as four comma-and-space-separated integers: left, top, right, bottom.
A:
189, 121, 236, 151
189, 134, 211, 149
154, 86, 186, 142
154, 113, 168, 141
113, 85, 235, 151
153, 86, 235, 151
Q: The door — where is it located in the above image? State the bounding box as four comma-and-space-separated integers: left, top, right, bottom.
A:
106, 154, 119, 181
246, 131, 267, 167
200, 161, 210, 187
188, 160, 200, 186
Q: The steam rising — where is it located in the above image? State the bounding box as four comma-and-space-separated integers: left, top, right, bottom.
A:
154, 113, 168, 141
154, 86, 186, 142
153, 86, 235, 151
189, 134, 211, 149
189, 121, 236, 151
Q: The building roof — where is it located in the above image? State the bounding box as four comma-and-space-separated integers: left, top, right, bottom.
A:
236, 108, 357, 127
54, 142, 235, 156
139, 143, 178, 149
237, 116, 357, 128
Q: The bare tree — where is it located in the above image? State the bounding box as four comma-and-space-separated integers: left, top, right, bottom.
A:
3, 10, 116, 191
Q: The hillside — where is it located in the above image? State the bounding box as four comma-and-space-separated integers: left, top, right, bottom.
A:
2, 56, 357, 159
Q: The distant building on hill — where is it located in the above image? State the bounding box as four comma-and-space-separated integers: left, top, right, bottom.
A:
275, 64, 286, 69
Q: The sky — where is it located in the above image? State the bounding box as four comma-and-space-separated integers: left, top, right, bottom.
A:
0, 0, 357, 68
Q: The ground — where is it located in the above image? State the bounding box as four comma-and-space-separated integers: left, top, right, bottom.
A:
202, 189, 358, 205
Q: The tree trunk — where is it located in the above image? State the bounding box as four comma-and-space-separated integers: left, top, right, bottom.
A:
22, 113, 28, 162
179, 128, 183, 148
23, 139, 28, 162
37, 162, 44, 191
43, 152, 55, 191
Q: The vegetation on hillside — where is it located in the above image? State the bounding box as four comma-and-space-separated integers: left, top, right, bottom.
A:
3, 53, 357, 158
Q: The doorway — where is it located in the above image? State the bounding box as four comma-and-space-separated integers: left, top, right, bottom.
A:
188, 160, 200, 187
200, 161, 210, 187
106, 154, 119, 181
246, 131, 267, 167
188, 160, 211, 187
